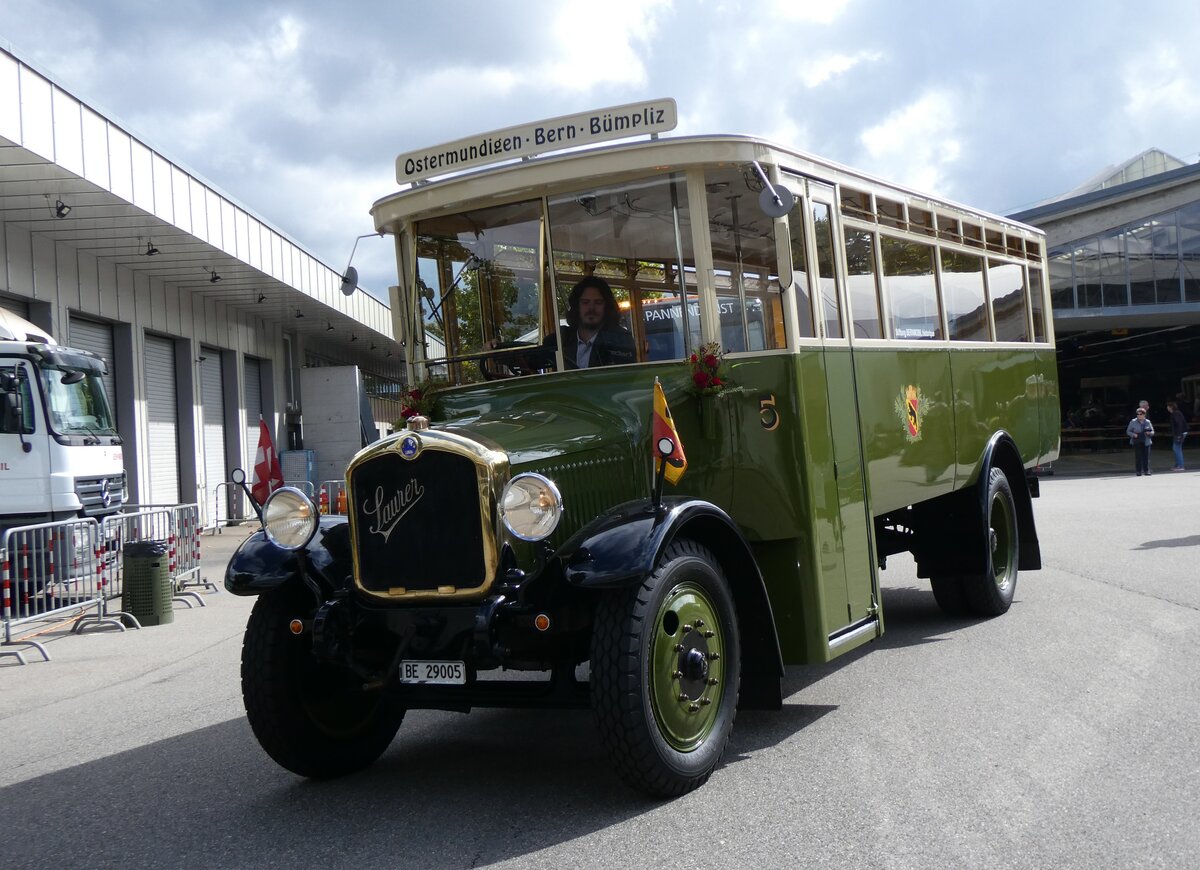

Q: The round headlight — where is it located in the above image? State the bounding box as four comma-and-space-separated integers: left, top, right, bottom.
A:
262, 487, 319, 550
500, 473, 562, 542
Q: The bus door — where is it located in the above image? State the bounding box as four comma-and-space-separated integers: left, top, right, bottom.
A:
807, 181, 880, 645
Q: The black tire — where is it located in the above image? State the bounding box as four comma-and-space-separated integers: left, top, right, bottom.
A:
961, 467, 1020, 617
929, 574, 971, 617
241, 587, 405, 778
591, 539, 740, 798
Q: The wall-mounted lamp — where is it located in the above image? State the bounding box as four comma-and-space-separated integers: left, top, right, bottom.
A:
256, 293, 266, 304
386, 350, 393, 358
326, 321, 334, 331
54, 199, 72, 219
196, 355, 207, 363
294, 308, 305, 319
350, 333, 358, 342
143, 239, 160, 256
208, 269, 222, 283
371, 342, 378, 351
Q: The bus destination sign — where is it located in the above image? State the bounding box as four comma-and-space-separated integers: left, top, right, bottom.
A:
395, 98, 678, 185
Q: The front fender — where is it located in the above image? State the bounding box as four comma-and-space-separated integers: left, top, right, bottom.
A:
224, 516, 354, 596
558, 497, 712, 589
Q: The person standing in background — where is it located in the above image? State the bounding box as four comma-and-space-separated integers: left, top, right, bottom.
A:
1127, 407, 1154, 476
1167, 401, 1188, 471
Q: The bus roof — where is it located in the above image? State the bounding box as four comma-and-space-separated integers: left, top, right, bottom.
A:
371, 131, 1044, 240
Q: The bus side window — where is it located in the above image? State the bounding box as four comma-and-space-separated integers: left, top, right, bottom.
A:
988, 259, 1029, 342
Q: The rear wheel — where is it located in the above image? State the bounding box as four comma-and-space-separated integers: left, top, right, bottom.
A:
591, 539, 740, 797
929, 574, 970, 617
960, 467, 1020, 616
241, 587, 405, 778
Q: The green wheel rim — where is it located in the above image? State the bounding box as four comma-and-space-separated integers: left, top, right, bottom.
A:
649, 581, 725, 752
990, 489, 1016, 592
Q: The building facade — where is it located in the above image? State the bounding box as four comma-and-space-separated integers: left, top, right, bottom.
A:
1011, 150, 1200, 435
0, 43, 404, 525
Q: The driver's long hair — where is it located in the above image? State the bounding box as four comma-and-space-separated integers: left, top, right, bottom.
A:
566, 276, 621, 330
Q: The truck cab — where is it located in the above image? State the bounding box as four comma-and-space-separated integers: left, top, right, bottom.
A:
0, 309, 126, 533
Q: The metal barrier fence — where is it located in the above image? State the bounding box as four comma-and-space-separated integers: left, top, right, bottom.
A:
319, 479, 347, 515
285, 480, 315, 498
1, 502, 215, 665
1, 518, 124, 664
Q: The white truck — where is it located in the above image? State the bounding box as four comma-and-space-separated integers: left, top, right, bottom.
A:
0, 308, 126, 538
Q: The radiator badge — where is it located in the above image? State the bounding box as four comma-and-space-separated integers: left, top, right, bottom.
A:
362, 481, 425, 542
894, 384, 926, 442
399, 435, 420, 459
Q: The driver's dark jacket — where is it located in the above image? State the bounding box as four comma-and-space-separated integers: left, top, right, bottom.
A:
548, 325, 637, 369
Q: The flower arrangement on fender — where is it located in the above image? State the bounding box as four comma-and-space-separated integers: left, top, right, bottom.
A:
397, 380, 440, 422
688, 341, 728, 396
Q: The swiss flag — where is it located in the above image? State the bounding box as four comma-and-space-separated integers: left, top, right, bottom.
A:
251, 415, 284, 505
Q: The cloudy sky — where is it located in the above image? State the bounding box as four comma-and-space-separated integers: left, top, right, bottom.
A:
2, 0, 1198, 299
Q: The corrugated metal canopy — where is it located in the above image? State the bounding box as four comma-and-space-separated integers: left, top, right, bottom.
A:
0, 44, 404, 376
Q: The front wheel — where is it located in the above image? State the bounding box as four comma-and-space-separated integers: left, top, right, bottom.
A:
241, 587, 405, 778
590, 539, 740, 798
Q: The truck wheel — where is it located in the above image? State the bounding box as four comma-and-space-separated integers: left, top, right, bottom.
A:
929, 575, 970, 617
961, 467, 1019, 617
241, 587, 405, 778
591, 539, 740, 798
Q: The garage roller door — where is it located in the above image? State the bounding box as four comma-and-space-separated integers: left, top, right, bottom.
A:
200, 350, 227, 525
144, 335, 180, 504
68, 316, 118, 429
243, 357, 263, 474
0, 295, 29, 318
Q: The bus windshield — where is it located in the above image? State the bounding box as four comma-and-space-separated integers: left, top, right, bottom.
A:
42, 367, 117, 436
409, 166, 791, 385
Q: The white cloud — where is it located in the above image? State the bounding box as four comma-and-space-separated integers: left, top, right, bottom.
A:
771, 0, 852, 24
801, 51, 882, 88
1122, 45, 1200, 122
859, 90, 963, 196
539, 0, 672, 91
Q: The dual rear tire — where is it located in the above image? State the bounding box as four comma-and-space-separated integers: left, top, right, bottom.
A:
930, 466, 1020, 618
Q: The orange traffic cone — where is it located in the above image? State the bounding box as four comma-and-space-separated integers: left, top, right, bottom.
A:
336, 489, 347, 515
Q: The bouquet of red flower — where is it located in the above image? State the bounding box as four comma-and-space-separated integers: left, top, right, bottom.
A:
398, 381, 438, 421
688, 341, 727, 396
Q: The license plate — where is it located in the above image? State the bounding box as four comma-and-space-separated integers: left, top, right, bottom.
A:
399, 660, 466, 685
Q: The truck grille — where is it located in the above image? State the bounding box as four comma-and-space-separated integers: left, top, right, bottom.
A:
76, 473, 126, 516
349, 450, 488, 596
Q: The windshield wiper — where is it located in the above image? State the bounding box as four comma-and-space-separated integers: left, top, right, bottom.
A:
423, 255, 483, 329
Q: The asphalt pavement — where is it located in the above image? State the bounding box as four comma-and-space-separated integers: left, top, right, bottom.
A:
2, 474, 1198, 869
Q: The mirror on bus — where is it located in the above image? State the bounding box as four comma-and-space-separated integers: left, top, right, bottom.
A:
60, 369, 86, 385
758, 183, 795, 218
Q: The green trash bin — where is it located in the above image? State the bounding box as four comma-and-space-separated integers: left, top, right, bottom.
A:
121, 541, 174, 626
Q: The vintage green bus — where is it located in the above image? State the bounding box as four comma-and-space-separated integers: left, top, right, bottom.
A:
227, 100, 1059, 797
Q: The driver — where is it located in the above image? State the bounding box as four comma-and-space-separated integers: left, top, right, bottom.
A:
554, 276, 636, 369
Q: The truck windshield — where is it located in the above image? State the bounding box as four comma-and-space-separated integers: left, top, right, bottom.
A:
42, 367, 116, 436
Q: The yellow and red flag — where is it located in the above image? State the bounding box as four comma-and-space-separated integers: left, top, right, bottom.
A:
652, 378, 687, 485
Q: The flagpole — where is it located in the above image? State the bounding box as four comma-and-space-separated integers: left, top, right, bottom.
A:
652, 442, 668, 510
